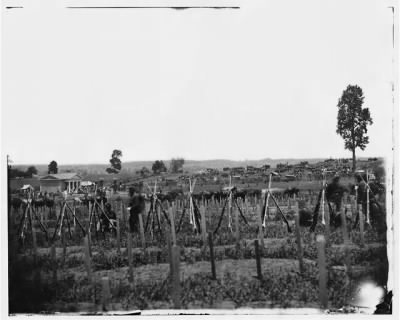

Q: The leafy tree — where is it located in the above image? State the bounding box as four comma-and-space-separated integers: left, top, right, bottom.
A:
8, 168, 27, 178
152, 160, 167, 174
106, 149, 122, 174
336, 85, 373, 172
138, 166, 151, 177
26, 166, 38, 176
170, 158, 185, 173
48, 161, 58, 174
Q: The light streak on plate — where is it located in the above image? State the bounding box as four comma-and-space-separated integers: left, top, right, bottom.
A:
354, 281, 384, 313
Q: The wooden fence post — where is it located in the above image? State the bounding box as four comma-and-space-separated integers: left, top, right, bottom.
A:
208, 232, 216, 280
138, 213, 146, 249
51, 244, 57, 283
87, 227, 92, 257
166, 232, 173, 277
316, 235, 328, 309
62, 230, 67, 265
324, 202, 330, 247
84, 235, 92, 283
359, 204, 365, 247
73, 202, 77, 228
127, 232, 134, 283
31, 218, 38, 262
169, 207, 177, 246
122, 202, 126, 224
256, 204, 264, 251
294, 202, 304, 274
207, 203, 212, 230
171, 245, 181, 309
44, 207, 49, 223
254, 240, 263, 280
234, 205, 240, 247
351, 195, 356, 218
340, 205, 349, 244
101, 276, 110, 311
88, 202, 92, 221
27, 205, 38, 258
116, 219, 121, 255
157, 205, 161, 225
200, 206, 207, 248
40, 208, 44, 225
340, 206, 352, 286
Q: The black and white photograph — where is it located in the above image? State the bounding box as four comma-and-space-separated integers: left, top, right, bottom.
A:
1, 0, 399, 317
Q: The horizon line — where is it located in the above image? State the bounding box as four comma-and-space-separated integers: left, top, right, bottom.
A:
10, 156, 383, 167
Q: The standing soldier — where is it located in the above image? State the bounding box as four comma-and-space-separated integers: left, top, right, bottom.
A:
129, 185, 145, 234
102, 203, 117, 234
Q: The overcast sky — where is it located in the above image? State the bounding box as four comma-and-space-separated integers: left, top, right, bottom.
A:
2, 0, 395, 165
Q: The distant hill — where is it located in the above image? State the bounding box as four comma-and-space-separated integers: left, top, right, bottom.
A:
13, 158, 333, 175
11, 157, 383, 184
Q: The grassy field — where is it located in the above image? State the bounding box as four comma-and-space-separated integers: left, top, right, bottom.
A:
8, 191, 388, 314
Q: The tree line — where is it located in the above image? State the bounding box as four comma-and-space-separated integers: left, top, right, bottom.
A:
105, 150, 185, 177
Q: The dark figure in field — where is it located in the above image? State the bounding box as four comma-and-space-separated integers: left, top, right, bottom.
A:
101, 203, 117, 233
324, 176, 351, 228
325, 176, 348, 211
299, 208, 314, 228
81, 194, 107, 209
300, 178, 351, 231
284, 187, 300, 198
233, 189, 246, 202
11, 197, 24, 213
129, 189, 145, 233
301, 189, 322, 230
33, 198, 45, 211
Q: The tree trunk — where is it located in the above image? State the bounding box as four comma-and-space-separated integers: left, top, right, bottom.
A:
352, 148, 356, 173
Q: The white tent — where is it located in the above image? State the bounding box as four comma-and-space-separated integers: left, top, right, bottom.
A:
21, 184, 34, 191
80, 181, 95, 187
